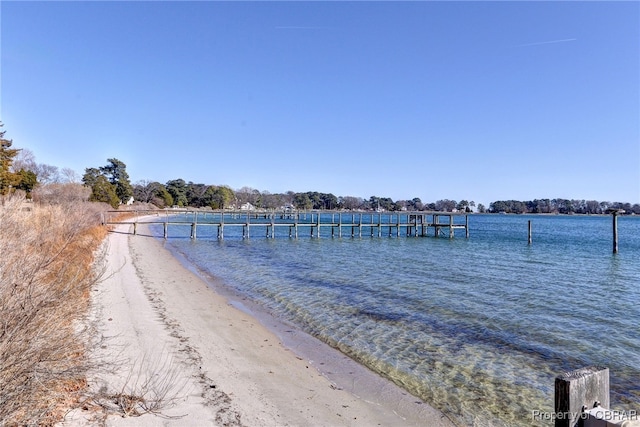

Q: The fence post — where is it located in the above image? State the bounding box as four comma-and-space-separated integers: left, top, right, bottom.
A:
555, 366, 609, 427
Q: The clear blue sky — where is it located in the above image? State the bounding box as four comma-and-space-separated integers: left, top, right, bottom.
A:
2, 1, 639, 206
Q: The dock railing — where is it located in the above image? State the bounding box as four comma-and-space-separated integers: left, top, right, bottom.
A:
102, 209, 470, 240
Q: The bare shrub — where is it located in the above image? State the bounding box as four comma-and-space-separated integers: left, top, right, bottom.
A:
0, 193, 107, 425
32, 183, 91, 205
88, 352, 188, 420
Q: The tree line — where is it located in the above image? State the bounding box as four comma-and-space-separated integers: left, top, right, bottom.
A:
488, 199, 640, 215
78, 163, 640, 215
2, 124, 638, 214
78, 158, 483, 211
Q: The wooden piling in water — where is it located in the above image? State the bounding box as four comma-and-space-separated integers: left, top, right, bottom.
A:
528, 220, 532, 245
606, 209, 625, 254
465, 215, 469, 238
554, 366, 609, 427
449, 214, 454, 239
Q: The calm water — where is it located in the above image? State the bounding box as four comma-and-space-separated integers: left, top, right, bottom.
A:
150, 214, 640, 426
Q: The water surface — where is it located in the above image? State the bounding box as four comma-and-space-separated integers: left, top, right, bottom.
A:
150, 214, 640, 426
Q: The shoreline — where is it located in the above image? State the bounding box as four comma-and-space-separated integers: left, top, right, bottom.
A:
63, 222, 455, 426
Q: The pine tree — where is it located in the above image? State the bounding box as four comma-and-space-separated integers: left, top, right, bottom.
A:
0, 123, 21, 195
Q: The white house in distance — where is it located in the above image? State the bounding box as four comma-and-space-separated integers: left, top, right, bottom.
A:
240, 202, 256, 211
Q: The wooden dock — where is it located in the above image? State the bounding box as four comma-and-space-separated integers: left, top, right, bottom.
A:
103, 209, 470, 240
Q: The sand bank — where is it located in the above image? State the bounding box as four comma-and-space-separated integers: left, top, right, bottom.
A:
63, 223, 454, 426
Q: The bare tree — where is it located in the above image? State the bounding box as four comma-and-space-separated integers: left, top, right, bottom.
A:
11, 148, 37, 172
35, 163, 61, 184
61, 167, 81, 183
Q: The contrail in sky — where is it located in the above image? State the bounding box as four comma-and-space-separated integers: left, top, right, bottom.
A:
275, 26, 332, 30
519, 38, 577, 47
519, 39, 578, 47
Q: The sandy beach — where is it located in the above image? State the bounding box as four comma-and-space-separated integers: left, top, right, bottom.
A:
63, 223, 455, 426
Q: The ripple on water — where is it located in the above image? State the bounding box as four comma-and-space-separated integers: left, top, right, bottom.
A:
152, 215, 640, 427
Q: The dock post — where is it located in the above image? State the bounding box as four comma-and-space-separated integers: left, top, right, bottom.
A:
370, 214, 374, 237
413, 215, 418, 237
378, 213, 382, 237
133, 222, 137, 235
271, 214, 275, 238
613, 212, 619, 254
466, 215, 469, 238
396, 214, 400, 237
606, 209, 624, 253
351, 214, 355, 238
449, 214, 454, 238
163, 222, 168, 239
359, 214, 362, 238
528, 220, 532, 245
247, 211, 250, 239
554, 366, 609, 427
191, 222, 196, 239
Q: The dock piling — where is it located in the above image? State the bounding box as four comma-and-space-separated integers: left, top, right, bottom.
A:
554, 366, 609, 427
606, 209, 625, 253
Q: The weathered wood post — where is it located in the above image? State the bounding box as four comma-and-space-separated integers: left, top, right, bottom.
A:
613, 213, 619, 254
606, 209, 624, 254
371, 214, 374, 237
190, 211, 197, 239
246, 211, 250, 239
133, 221, 137, 235
465, 214, 469, 238
163, 221, 168, 239
449, 214, 454, 239
554, 366, 609, 427
528, 220, 532, 245
220, 211, 224, 239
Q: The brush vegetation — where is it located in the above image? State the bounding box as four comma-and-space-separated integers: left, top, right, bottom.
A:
0, 189, 108, 425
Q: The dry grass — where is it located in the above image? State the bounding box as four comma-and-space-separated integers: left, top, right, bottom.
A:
0, 193, 108, 426
87, 351, 188, 420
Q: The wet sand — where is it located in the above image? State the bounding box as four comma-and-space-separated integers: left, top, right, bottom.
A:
63, 223, 455, 426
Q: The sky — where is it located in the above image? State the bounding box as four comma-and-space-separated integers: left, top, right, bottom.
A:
1, 1, 639, 206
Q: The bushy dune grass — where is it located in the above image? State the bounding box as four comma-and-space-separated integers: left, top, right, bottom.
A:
0, 193, 108, 425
